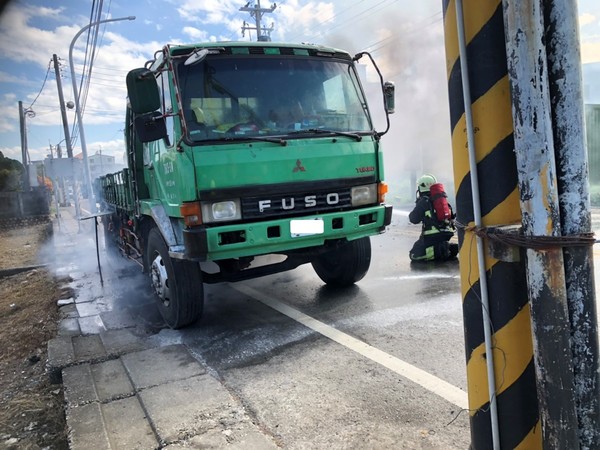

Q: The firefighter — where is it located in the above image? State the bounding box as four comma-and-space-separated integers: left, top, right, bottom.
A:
408, 174, 459, 262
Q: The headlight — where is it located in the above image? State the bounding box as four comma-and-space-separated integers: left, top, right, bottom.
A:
351, 184, 377, 206
201, 199, 241, 223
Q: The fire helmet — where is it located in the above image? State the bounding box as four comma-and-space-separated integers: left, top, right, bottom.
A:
417, 174, 437, 193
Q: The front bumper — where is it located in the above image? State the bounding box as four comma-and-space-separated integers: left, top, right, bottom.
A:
182, 204, 393, 261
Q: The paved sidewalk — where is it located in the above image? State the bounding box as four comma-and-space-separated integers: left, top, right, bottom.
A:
47, 206, 278, 449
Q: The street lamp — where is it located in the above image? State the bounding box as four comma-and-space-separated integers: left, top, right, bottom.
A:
68, 15, 135, 210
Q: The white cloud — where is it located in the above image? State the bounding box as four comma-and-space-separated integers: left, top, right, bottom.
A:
182, 26, 209, 41
0, 145, 24, 162
580, 13, 597, 27
0, 71, 27, 84
0, 93, 18, 134
582, 40, 600, 64
0, 4, 86, 71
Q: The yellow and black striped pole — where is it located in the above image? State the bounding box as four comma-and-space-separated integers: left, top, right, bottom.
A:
442, 1, 541, 448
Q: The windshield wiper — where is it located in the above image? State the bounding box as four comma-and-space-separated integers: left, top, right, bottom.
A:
248, 136, 288, 146
213, 136, 288, 146
288, 128, 363, 142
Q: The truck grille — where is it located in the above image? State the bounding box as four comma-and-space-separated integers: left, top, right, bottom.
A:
242, 188, 352, 220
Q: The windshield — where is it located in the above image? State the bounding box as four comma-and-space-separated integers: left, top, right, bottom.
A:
176, 54, 373, 142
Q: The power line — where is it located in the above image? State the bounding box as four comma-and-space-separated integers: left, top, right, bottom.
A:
26, 59, 52, 110
70, 0, 110, 147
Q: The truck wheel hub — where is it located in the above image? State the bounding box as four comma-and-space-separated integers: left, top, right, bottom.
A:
150, 254, 171, 307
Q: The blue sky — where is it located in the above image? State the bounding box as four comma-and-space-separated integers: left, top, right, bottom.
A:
0, 0, 599, 173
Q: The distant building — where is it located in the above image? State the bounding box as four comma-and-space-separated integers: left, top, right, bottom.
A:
586, 104, 600, 183
583, 64, 600, 184
75, 151, 125, 181
583, 63, 600, 104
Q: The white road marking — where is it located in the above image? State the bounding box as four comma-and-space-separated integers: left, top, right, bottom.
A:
232, 284, 469, 410
383, 274, 459, 281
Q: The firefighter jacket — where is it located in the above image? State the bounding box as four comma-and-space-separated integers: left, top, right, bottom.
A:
408, 194, 455, 238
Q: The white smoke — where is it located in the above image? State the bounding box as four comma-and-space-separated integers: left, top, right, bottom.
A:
315, 10, 455, 205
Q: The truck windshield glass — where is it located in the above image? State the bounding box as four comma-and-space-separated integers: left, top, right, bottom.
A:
176, 55, 373, 142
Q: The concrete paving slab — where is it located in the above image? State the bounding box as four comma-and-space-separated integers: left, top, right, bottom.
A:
58, 317, 81, 336
66, 402, 111, 450
164, 422, 279, 449
63, 364, 99, 406
66, 396, 158, 450
100, 328, 153, 355
72, 334, 107, 362
58, 303, 79, 319
76, 298, 113, 317
90, 359, 135, 403
78, 315, 106, 335
99, 309, 143, 330
138, 374, 234, 445
122, 345, 206, 389
47, 335, 76, 384
101, 396, 158, 449
47, 335, 75, 369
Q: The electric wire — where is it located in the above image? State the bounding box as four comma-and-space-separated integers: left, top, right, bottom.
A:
70, 0, 108, 148
26, 60, 52, 111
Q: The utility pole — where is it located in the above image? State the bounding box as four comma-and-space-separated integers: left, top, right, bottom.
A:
18, 100, 31, 191
240, 1, 276, 42
52, 53, 73, 158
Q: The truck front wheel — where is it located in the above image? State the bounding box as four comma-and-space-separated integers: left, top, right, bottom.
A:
311, 237, 371, 287
146, 228, 203, 328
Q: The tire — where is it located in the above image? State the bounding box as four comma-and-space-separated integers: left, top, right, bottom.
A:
146, 228, 203, 328
311, 237, 371, 287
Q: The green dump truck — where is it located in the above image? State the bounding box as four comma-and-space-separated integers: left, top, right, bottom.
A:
98, 41, 394, 328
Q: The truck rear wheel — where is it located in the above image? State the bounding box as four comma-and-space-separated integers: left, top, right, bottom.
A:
311, 237, 371, 287
146, 228, 203, 328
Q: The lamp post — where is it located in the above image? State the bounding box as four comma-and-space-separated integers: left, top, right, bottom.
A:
69, 15, 135, 211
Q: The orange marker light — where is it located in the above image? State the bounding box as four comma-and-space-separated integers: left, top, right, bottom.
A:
378, 182, 388, 203
180, 201, 202, 227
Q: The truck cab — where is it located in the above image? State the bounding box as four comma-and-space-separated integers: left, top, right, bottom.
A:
100, 41, 394, 328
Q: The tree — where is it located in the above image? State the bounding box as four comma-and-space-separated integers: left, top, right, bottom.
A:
0, 151, 24, 191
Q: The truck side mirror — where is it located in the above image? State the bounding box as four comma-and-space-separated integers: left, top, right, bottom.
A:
134, 111, 167, 143
384, 81, 395, 114
126, 68, 161, 114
